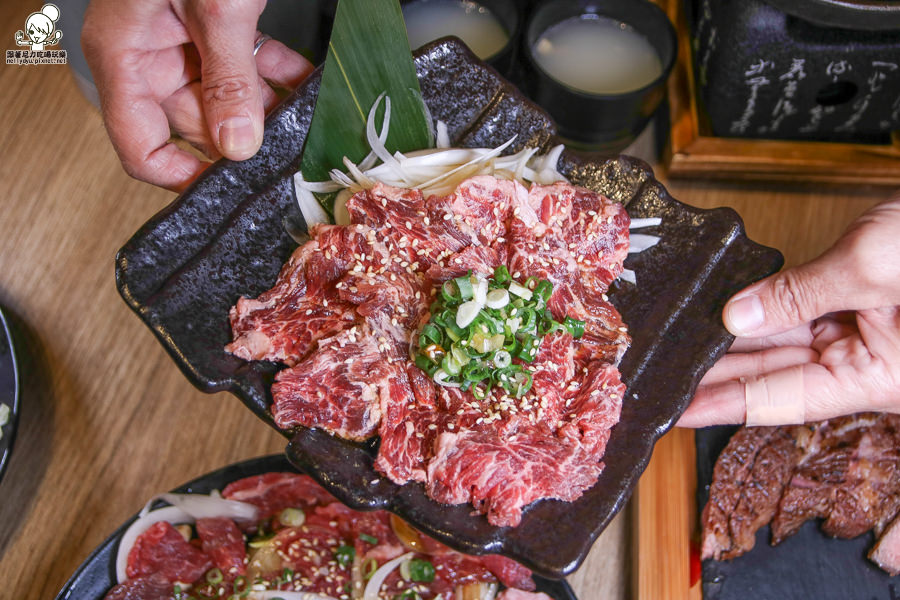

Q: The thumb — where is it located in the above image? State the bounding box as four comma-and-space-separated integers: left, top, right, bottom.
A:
723, 255, 846, 338
181, 1, 266, 161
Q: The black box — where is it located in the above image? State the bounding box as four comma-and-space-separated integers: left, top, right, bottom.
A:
687, 0, 900, 144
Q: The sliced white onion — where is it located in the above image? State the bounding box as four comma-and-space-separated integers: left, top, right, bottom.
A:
436, 120, 451, 149
485, 289, 509, 309
629, 217, 662, 229
294, 178, 343, 194
116, 506, 193, 583
155, 493, 259, 523
248, 592, 341, 600
508, 281, 533, 300
456, 300, 482, 328
329, 168, 357, 190
414, 136, 516, 192
363, 552, 415, 600
360, 93, 393, 171
365, 93, 407, 184
433, 369, 460, 388
628, 234, 660, 253
290, 95, 573, 239
294, 172, 332, 227
343, 156, 377, 189
619, 268, 636, 284
473, 278, 488, 305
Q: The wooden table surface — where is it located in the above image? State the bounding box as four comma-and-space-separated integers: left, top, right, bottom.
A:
0, 5, 892, 599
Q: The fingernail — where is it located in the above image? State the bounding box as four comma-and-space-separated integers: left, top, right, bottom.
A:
725, 294, 765, 336
218, 115, 258, 158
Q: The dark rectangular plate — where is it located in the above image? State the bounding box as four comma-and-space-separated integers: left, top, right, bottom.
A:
115, 39, 783, 578
697, 427, 900, 599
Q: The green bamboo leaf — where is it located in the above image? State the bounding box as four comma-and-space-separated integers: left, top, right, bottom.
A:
300, 0, 432, 199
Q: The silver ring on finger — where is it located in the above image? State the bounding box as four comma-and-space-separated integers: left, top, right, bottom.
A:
253, 33, 272, 56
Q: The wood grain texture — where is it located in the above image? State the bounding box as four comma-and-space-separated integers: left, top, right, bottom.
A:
0, 2, 889, 599
633, 428, 699, 600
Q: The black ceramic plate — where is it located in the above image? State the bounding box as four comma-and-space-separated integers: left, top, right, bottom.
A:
697, 427, 900, 599
115, 39, 783, 578
0, 306, 20, 483
55, 454, 578, 600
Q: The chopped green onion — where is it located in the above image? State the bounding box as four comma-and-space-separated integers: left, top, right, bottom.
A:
206, 568, 224, 585
450, 344, 471, 367
421, 324, 442, 345
514, 370, 534, 397
363, 557, 379, 580
360, 532, 379, 544
441, 352, 462, 376
407, 558, 436, 582
335, 544, 355, 568
519, 307, 537, 332
564, 316, 586, 339
232, 575, 249, 598
415, 271, 583, 394
414, 353, 437, 375
485, 288, 509, 308
441, 280, 460, 304
278, 507, 305, 527
454, 275, 474, 300
534, 279, 553, 302
508, 280, 533, 300
456, 300, 482, 328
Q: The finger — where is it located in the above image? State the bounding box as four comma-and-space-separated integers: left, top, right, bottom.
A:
729, 323, 816, 352
678, 368, 808, 428
857, 306, 900, 366
698, 346, 819, 387
677, 380, 746, 428
744, 367, 806, 426
254, 38, 315, 90
163, 77, 277, 157
99, 81, 206, 191
810, 316, 859, 354
722, 258, 847, 338
724, 199, 900, 339
680, 360, 891, 428
179, 0, 267, 161
161, 82, 216, 158
259, 77, 280, 113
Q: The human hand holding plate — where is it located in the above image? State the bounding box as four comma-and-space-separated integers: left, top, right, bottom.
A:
680, 196, 900, 428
